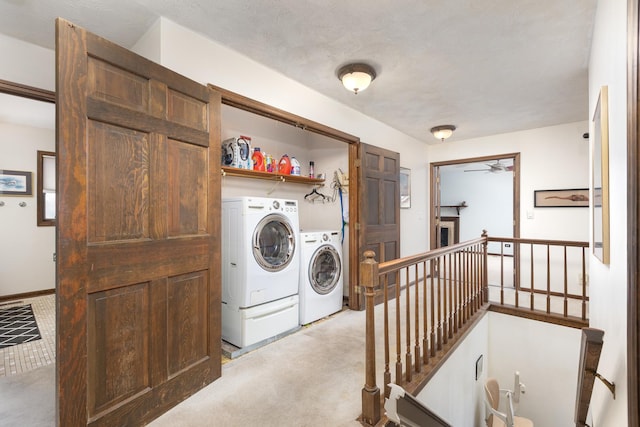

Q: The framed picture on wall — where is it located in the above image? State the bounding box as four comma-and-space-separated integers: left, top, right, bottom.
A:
0, 169, 32, 196
400, 167, 411, 209
592, 85, 610, 264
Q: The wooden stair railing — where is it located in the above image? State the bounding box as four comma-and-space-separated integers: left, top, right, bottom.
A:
360, 232, 489, 426
360, 233, 591, 426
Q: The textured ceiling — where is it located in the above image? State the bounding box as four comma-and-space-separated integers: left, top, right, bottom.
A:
0, 0, 597, 143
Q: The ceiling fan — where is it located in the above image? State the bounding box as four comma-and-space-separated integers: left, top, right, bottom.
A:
464, 160, 514, 173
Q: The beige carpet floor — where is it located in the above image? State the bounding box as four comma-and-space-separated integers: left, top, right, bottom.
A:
149, 308, 367, 427
0, 305, 378, 427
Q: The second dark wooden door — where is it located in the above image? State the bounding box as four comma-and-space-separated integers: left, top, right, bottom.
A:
358, 143, 400, 306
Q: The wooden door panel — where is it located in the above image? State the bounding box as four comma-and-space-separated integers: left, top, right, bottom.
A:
87, 57, 150, 112
167, 89, 208, 131
88, 284, 151, 418
168, 140, 208, 236
167, 270, 210, 377
358, 143, 400, 305
57, 19, 221, 426
87, 120, 150, 242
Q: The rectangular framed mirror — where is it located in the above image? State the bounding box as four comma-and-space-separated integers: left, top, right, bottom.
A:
37, 150, 56, 226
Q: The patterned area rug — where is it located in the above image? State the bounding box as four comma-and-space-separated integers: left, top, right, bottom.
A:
0, 305, 42, 349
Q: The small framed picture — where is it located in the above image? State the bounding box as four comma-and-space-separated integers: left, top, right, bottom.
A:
0, 170, 32, 196
400, 167, 411, 209
534, 188, 589, 208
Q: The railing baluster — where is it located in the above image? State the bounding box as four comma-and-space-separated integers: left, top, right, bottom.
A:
430, 260, 436, 357
453, 251, 459, 334
383, 274, 390, 398
405, 267, 412, 382
564, 246, 568, 317
437, 257, 443, 351
546, 244, 551, 314
466, 248, 471, 322
395, 270, 402, 386
473, 244, 478, 310
530, 244, 535, 310
448, 252, 454, 339
483, 232, 489, 304
442, 255, 448, 345
422, 261, 429, 366
414, 263, 421, 373
582, 247, 587, 320
515, 242, 520, 308
500, 243, 505, 305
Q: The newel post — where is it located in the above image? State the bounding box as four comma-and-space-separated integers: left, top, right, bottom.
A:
481, 230, 489, 303
361, 250, 381, 425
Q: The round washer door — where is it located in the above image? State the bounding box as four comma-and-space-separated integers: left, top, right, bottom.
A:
253, 213, 296, 272
309, 244, 342, 295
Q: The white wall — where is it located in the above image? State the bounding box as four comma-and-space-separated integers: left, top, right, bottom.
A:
488, 313, 581, 427
417, 314, 489, 427
587, 0, 629, 425
417, 313, 581, 427
0, 34, 56, 297
440, 166, 513, 252
0, 33, 55, 90
429, 121, 590, 242
0, 122, 56, 295
138, 18, 431, 263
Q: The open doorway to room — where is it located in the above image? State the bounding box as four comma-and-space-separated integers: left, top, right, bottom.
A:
430, 153, 520, 252
0, 80, 56, 379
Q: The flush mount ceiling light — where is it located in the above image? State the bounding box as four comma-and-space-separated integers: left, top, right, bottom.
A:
338, 63, 376, 94
430, 125, 456, 141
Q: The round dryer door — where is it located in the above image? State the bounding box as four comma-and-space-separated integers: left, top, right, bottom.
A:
309, 245, 342, 295
253, 213, 296, 272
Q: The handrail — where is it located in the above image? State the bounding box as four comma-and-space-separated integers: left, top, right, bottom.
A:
487, 236, 588, 247
360, 233, 590, 426
378, 236, 486, 274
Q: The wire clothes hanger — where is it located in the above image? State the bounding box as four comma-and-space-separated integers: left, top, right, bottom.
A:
304, 185, 330, 203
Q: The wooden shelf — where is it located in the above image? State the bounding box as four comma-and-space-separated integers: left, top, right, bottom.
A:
441, 203, 468, 215
221, 166, 325, 185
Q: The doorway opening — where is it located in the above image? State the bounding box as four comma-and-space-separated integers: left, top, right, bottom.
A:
430, 153, 520, 251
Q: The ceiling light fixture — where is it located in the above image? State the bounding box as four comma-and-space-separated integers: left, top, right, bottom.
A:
430, 125, 456, 141
338, 63, 376, 94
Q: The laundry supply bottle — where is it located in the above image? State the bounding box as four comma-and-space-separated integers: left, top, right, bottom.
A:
278, 154, 291, 175
252, 147, 265, 171
290, 157, 301, 176
309, 161, 315, 178
265, 153, 274, 173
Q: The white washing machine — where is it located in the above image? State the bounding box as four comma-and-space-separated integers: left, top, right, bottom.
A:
222, 197, 300, 348
299, 230, 344, 325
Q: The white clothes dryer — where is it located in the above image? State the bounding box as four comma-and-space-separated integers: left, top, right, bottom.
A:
222, 197, 301, 348
299, 230, 344, 325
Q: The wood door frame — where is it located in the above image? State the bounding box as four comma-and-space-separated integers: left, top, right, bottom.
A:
628, 0, 639, 424
430, 153, 521, 249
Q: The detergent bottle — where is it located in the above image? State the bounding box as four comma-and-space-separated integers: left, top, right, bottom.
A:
265, 153, 274, 173
290, 157, 301, 176
252, 147, 265, 171
278, 154, 291, 175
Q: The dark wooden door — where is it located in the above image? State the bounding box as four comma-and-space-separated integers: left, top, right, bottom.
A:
56, 19, 221, 426
358, 143, 400, 307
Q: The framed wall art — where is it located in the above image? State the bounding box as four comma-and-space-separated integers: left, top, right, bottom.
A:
400, 167, 411, 209
534, 189, 589, 207
0, 169, 32, 196
592, 85, 610, 264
